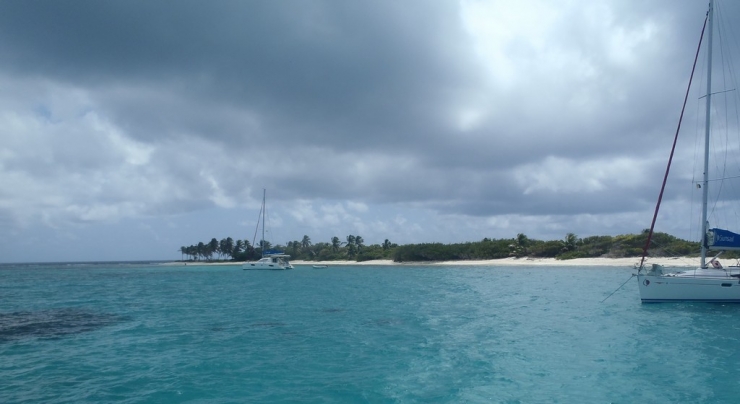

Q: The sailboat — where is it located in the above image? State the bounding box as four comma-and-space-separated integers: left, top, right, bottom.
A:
637, 0, 740, 302
242, 189, 293, 270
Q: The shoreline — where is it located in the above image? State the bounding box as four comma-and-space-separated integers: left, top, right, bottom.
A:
163, 256, 709, 268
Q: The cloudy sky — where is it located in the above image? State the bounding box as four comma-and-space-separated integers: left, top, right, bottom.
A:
2, 0, 740, 262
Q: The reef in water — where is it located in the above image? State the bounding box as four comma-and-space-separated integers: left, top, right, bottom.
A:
0, 308, 125, 342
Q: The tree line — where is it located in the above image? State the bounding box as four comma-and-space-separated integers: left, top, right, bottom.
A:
179, 234, 398, 262
180, 230, 720, 263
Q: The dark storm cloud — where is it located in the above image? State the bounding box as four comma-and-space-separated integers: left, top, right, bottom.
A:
2, 0, 740, 262
0, 0, 479, 152
0, 0, 703, 168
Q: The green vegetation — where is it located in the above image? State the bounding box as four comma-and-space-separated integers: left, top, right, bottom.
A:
179, 230, 732, 263
179, 234, 398, 262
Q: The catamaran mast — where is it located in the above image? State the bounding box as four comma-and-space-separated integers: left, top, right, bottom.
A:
701, 0, 714, 268
261, 188, 266, 258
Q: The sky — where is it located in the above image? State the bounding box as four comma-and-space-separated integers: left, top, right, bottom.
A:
2, 0, 740, 262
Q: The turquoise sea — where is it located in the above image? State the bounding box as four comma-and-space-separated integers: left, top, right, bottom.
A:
2, 262, 740, 403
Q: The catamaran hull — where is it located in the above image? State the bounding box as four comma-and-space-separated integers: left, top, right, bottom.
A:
242, 254, 293, 270
637, 274, 740, 303
242, 263, 292, 270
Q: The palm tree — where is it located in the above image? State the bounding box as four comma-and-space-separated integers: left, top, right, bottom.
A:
232, 242, 243, 260
345, 235, 357, 257
355, 235, 364, 252
244, 239, 254, 259
331, 237, 341, 252
515, 233, 529, 257
187, 245, 197, 260
563, 233, 579, 252
347, 243, 357, 258
301, 235, 312, 249
219, 238, 228, 260
224, 237, 235, 259
208, 238, 219, 261
289, 240, 300, 257
382, 239, 392, 250
197, 242, 206, 261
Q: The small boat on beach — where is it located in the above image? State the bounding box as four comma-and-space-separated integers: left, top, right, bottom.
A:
637, 0, 740, 302
242, 189, 293, 270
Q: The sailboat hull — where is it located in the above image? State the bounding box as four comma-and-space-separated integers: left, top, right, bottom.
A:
638, 273, 740, 303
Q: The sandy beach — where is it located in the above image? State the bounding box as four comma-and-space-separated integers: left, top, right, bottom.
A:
293, 256, 702, 267
167, 256, 709, 268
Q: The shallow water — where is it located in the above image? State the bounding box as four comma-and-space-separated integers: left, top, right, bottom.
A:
1, 263, 739, 403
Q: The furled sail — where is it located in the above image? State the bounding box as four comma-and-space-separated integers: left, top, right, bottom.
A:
707, 228, 740, 250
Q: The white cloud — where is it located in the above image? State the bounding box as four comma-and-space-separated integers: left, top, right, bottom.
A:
513, 156, 648, 195
346, 201, 369, 213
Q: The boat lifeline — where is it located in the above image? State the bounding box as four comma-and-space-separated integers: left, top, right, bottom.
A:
637, 0, 740, 302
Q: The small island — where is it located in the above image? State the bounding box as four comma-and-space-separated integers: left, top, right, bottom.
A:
178, 231, 728, 264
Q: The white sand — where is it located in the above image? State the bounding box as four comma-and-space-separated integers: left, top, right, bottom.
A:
165, 256, 710, 268
291, 256, 703, 268
292, 260, 395, 266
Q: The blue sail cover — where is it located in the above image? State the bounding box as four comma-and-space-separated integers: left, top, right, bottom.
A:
707, 228, 740, 250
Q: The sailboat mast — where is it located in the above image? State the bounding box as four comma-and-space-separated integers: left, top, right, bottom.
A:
261, 188, 266, 257
701, 0, 714, 268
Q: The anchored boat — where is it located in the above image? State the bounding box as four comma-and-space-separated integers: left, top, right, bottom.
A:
637, 0, 740, 302
242, 189, 293, 270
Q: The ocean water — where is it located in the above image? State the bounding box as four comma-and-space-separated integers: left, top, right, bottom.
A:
1, 263, 740, 403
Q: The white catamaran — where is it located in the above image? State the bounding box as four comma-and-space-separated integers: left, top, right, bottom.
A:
637, 0, 740, 302
242, 189, 293, 270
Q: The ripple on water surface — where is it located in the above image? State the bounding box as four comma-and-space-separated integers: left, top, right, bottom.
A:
2, 263, 740, 403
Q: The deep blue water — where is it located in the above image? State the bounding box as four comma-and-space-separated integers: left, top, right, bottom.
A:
1, 262, 740, 403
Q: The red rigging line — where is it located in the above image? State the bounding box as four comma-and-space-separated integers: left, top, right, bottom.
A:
638, 12, 709, 270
